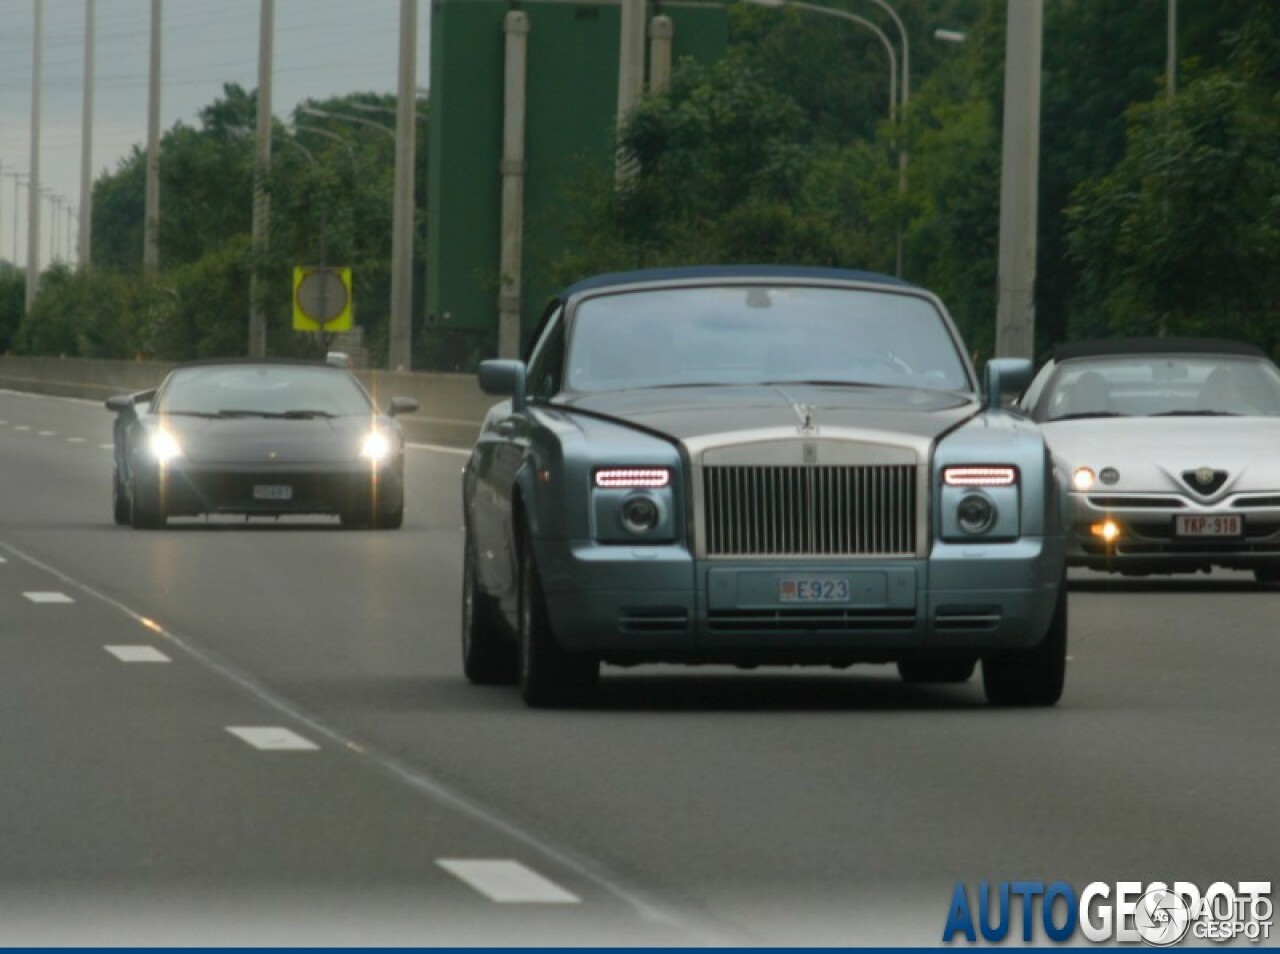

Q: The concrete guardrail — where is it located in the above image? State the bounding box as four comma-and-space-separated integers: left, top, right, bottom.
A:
0, 355, 493, 449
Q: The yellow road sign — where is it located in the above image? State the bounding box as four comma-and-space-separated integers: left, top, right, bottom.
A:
293, 266, 353, 332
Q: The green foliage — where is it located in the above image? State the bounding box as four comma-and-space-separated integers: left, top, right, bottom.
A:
13, 3, 1277, 370
0, 269, 23, 353
1067, 72, 1280, 351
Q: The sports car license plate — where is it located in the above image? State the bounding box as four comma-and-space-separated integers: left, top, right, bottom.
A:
253, 484, 293, 501
779, 576, 850, 603
1174, 514, 1242, 537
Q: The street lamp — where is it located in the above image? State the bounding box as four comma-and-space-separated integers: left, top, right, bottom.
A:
744, 0, 898, 120
299, 105, 397, 143
743, 0, 910, 275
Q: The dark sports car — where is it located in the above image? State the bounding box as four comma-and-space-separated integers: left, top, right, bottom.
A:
462, 266, 1069, 707
106, 359, 417, 529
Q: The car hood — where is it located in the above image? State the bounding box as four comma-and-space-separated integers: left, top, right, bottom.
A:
558, 384, 980, 446
155, 415, 377, 464
1042, 416, 1280, 493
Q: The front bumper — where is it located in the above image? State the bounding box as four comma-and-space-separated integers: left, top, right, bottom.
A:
1066, 491, 1280, 573
140, 459, 404, 517
532, 534, 1064, 664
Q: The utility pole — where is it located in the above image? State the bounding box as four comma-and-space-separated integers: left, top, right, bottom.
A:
26, 0, 43, 311
1166, 0, 1177, 100
994, 0, 1043, 360
617, 0, 646, 126
497, 11, 529, 360
78, 0, 95, 267
143, 0, 162, 274
387, 0, 417, 371
248, 0, 274, 358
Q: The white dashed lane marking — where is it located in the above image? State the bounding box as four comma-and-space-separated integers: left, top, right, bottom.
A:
66, 437, 86, 444
24, 591, 75, 603
14, 425, 29, 431
437, 859, 582, 904
105, 645, 172, 663
38, 431, 56, 437
225, 727, 319, 751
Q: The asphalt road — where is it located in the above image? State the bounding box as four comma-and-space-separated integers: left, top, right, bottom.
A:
0, 388, 1275, 946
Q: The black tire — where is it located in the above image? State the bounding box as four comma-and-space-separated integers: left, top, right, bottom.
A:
983, 585, 1067, 707
1253, 565, 1280, 585
518, 533, 598, 708
376, 501, 405, 530
112, 471, 130, 526
129, 475, 166, 530
462, 531, 518, 685
898, 658, 976, 684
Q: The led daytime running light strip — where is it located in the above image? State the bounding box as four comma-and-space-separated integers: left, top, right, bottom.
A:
944, 466, 1017, 487
595, 468, 671, 489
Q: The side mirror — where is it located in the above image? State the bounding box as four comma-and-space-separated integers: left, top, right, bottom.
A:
478, 359, 527, 413
983, 358, 1032, 410
388, 396, 419, 417
105, 394, 137, 415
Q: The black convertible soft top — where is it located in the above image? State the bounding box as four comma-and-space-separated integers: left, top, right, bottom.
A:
561, 265, 910, 298
1051, 337, 1266, 362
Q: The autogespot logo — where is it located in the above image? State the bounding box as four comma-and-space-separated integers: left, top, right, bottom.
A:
942, 880, 1273, 945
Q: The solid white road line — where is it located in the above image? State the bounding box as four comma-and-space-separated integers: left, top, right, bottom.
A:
437, 859, 581, 904
24, 591, 75, 603
226, 727, 319, 751
105, 645, 172, 663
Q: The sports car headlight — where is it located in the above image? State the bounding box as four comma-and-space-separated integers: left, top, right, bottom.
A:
1073, 467, 1096, 491
360, 430, 394, 462
148, 428, 183, 464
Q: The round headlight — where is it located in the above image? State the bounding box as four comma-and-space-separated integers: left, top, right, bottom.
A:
148, 429, 183, 464
1072, 467, 1096, 491
620, 495, 660, 535
957, 493, 997, 535
361, 430, 394, 462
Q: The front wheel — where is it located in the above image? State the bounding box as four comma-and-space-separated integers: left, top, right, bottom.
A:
112, 471, 130, 525
462, 532, 518, 685
129, 475, 166, 530
983, 586, 1067, 707
518, 534, 598, 708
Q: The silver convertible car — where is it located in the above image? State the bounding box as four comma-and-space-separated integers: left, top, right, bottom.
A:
1019, 337, 1280, 583
462, 267, 1069, 707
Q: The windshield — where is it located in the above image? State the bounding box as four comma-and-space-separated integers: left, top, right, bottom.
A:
1037, 355, 1280, 421
156, 364, 375, 417
565, 284, 972, 393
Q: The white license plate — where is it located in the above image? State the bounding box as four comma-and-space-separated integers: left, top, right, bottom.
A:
1174, 514, 1242, 537
779, 576, 850, 603
253, 484, 293, 501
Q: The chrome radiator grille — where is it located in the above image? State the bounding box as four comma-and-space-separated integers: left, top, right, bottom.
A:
703, 465, 917, 557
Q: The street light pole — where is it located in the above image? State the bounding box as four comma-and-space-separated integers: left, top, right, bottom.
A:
26, 0, 43, 311
79, 0, 95, 268
387, 0, 418, 372
143, 0, 162, 274
994, 0, 1043, 360
248, 0, 274, 358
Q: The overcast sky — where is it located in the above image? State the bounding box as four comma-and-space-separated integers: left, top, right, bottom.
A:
0, 0, 429, 267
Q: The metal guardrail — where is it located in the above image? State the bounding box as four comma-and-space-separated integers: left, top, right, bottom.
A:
0, 355, 492, 449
